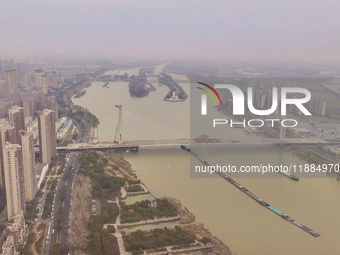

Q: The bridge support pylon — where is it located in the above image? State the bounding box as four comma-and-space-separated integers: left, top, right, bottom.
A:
114, 105, 123, 144
92, 126, 99, 143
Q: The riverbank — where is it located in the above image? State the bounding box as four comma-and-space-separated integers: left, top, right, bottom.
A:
165, 197, 231, 255
56, 79, 99, 143
108, 154, 231, 255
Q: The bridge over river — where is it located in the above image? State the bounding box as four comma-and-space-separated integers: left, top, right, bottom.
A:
56, 105, 340, 152
56, 138, 340, 152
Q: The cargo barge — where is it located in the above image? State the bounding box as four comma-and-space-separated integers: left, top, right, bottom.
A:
181, 145, 320, 237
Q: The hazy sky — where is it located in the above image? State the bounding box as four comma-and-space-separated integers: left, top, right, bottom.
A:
1, 0, 340, 63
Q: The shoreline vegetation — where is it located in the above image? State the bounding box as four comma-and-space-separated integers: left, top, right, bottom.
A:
128, 73, 156, 97
69, 150, 231, 255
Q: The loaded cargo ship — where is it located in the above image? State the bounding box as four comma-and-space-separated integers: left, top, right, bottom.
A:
182, 145, 320, 237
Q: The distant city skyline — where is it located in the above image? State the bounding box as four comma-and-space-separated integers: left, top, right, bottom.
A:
1, 0, 340, 63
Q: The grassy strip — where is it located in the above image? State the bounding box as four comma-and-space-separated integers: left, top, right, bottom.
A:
42, 192, 54, 220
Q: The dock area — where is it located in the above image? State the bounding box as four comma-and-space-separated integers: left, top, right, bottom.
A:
182, 145, 320, 237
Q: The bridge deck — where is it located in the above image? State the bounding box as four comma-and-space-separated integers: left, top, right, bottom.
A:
56, 138, 337, 151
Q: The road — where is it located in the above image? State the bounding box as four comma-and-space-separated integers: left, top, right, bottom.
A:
60, 152, 82, 254
73, 119, 84, 140
47, 151, 82, 255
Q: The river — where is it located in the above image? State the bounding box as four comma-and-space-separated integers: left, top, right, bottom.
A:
73, 65, 340, 255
